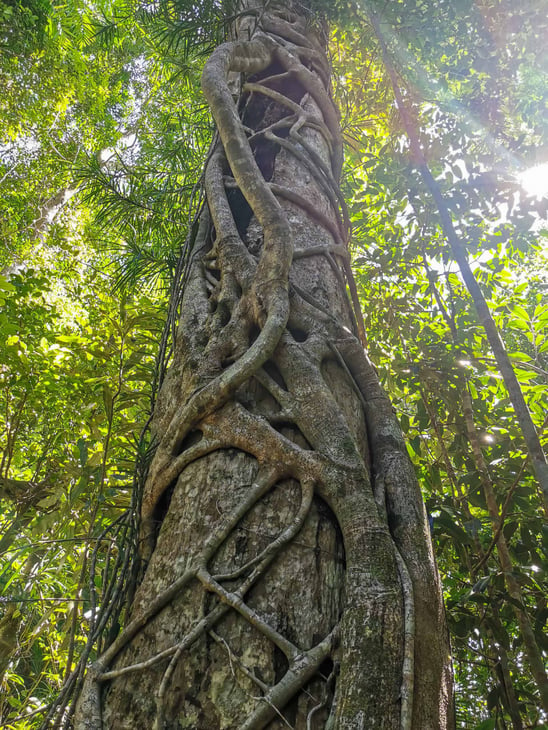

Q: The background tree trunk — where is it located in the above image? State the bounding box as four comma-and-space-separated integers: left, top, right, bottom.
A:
76, 2, 454, 727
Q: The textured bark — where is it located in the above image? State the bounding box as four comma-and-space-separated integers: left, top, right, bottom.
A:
75, 2, 453, 728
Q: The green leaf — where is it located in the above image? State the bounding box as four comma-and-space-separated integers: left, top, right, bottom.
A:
77, 438, 88, 467
508, 304, 530, 322
0, 275, 16, 292
473, 719, 495, 730
102, 383, 114, 419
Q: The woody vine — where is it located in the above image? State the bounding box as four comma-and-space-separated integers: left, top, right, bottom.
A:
67, 2, 453, 728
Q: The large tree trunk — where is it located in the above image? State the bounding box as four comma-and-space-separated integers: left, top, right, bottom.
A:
76, 2, 453, 727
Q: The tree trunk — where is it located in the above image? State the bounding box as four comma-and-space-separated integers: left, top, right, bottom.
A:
75, 2, 453, 727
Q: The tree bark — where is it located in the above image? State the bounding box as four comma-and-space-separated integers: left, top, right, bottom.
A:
75, 2, 453, 728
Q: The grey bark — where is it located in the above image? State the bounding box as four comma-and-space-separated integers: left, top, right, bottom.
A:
74, 2, 453, 728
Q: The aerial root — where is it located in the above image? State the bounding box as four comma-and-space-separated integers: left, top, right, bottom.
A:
306, 661, 337, 730
213, 477, 314, 581
395, 548, 415, 730
240, 627, 339, 730
73, 10, 418, 730
81, 465, 322, 726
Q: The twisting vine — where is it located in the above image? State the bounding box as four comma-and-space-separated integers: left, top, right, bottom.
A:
71, 2, 452, 729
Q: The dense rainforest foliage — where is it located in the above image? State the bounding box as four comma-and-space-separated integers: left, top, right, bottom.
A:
0, 0, 546, 727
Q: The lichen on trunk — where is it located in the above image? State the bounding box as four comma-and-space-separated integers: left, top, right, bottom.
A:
74, 2, 454, 728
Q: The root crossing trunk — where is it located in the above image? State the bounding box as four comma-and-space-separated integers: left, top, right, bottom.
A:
75, 3, 453, 728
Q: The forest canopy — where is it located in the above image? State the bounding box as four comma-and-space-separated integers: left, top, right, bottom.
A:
0, 0, 547, 727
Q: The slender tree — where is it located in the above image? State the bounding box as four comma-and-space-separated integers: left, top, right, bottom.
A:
70, 1, 454, 727
362, 12, 548, 708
